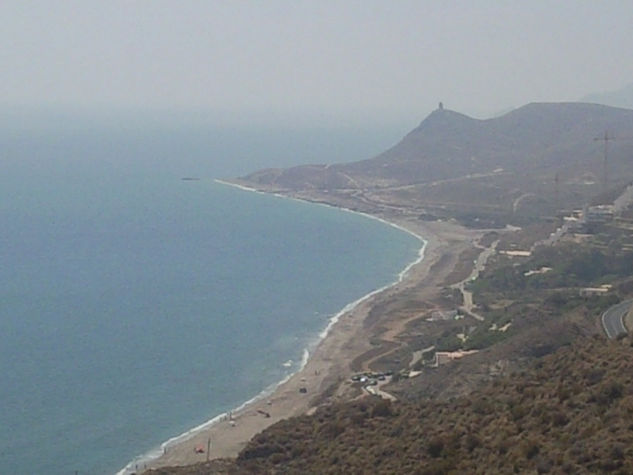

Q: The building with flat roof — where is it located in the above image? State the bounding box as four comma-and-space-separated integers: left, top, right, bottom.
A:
585, 205, 614, 224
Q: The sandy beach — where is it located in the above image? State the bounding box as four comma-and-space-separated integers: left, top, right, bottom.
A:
141, 209, 481, 473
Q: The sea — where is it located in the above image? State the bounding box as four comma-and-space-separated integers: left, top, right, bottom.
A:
0, 110, 422, 474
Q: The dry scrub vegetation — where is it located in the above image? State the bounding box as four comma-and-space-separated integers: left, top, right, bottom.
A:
151, 336, 633, 474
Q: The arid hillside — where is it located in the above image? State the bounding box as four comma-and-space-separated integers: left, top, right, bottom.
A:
246, 103, 633, 189
241, 103, 633, 225
146, 102, 633, 474
150, 336, 633, 474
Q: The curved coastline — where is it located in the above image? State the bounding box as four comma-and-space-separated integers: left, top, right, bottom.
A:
214, 179, 428, 354
117, 345, 312, 475
118, 180, 426, 474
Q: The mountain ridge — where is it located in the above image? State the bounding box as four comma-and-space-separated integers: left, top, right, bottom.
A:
240, 102, 633, 224
245, 102, 633, 185
581, 82, 633, 109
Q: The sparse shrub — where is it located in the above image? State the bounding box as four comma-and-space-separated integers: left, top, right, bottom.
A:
602, 381, 624, 403
421, 458, 457, 475
465, 433, 481, 452
522, 439, 540, 460
240, 442, 283, 460
472, 398, 493, 415
585, 369, 605, 386
349, 409, 365, 425
290, 445, 304, 458
536, 456, 552, 473
320, 420, 346, 438
545, 292, 568, 308
550, 410, 569, 427
510, 403, 528, 421
611, 445, 625, 460
370, 399, 393, 418
556, 384, 571, 402
497, 439, 511, 455
427, 436, 445, 458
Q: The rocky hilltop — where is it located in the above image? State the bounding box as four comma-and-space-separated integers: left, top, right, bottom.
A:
240, 103, 633, 227
245, 102, 633, 189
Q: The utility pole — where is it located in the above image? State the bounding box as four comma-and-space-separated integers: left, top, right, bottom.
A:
594, 131, 616, 192
554, 172, 560, 211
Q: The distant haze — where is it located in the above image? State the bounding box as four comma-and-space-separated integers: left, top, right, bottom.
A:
581, 83, 633, 110
2, 1, 633, 125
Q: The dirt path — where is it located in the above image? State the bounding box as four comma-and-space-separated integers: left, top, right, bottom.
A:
451, 239, 499, 321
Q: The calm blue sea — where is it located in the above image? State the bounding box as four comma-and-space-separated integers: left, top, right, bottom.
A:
0, 115, 421, 474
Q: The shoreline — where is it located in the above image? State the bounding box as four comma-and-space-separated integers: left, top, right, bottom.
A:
136, 182, 477, 473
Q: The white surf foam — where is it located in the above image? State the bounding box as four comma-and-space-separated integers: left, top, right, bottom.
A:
117, 180, 426, 475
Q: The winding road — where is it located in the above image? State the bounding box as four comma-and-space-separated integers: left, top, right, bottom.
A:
601, 299, 632, 339
452, 239, 499, 321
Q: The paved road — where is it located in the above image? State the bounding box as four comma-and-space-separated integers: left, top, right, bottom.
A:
452, 240, 498, 322
601, 299, 633, 339
363, 377, 398, 402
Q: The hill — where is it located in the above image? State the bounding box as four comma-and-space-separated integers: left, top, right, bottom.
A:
246, 102, 633, 189
144, 102, 633, 473
240, 102, 633, 226
149, 336, 633, 474
581, 82, 633, 110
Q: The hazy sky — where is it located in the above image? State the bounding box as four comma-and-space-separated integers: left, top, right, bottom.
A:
2, 1, 633, 124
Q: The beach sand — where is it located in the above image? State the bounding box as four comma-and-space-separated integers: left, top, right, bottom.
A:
142, 214, 481, 472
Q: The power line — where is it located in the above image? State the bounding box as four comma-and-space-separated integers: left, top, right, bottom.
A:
594, 131, 616, 191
